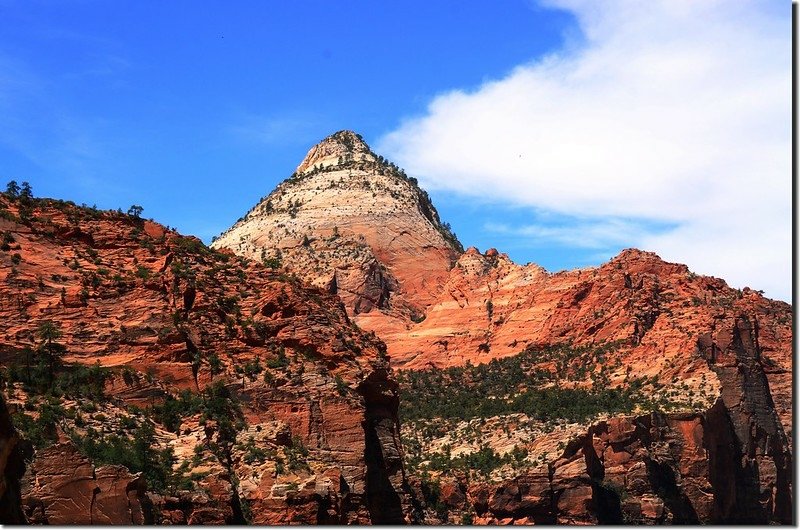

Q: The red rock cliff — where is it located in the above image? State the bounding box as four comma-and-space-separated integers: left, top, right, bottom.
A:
0, 193, 416, 524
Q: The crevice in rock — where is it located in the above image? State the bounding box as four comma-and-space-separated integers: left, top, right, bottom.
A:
699, 314, 793, 524
584, 428, 623, 524
363, 414, 404, 523
0, 394, 30, 523
644, 457, 699, 523
182, 284, 196, 313
229, 486, 248, 525
705, 398, 744, 521
358, 370, 407, 524
590, 481, 624, 524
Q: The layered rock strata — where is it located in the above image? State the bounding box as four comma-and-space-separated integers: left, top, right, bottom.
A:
0, 194, 415, 523
211, 130, 462, 326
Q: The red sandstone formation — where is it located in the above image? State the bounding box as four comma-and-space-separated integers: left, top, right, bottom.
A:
0, 129, 793, 525
408, 315, 791, 524
0, 194, 413, 524
388, 248, 791, 436
208, 131, 792, 525
21, 443, 149, 524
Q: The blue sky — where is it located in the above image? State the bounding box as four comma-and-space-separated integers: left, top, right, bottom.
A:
0, 1, 791, 299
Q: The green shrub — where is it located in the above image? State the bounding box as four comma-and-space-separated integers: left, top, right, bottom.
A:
334, 375, 348, 396
266, 347, 289, 369
12, 398, 64, 448
134, 265, 151, 280
71, 421, 177, 493
285, 435, 310, 472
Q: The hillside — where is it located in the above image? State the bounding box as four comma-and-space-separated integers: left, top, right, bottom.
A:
210, 131, 793, 524
0, 188, 414, 524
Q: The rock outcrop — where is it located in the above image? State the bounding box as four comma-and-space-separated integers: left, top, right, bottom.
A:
697, 315, 792, 523
21, 442, 150, 525
398, 313, 791, 525
422, 406, 790, 525
0, 193, 415, 524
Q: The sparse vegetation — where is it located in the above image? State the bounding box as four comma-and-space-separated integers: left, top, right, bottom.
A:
70, 420, 180, 493
398, 342, 667, 425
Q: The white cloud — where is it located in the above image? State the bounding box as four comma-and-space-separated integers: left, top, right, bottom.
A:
377, 0, 791, 301
484, 217, 666, 250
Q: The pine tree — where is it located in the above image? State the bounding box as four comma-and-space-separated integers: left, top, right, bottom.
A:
37, 320, 64, 380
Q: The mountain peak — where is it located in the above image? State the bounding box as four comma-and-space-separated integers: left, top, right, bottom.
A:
212, 128, 463, 322
295, 130, 375, 174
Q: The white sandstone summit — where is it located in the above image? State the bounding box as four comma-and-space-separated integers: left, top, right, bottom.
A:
211, 130, 462, 330
294, 130, 377, 175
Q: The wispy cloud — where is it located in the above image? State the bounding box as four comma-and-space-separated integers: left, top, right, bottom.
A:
0, 55, 98, 179
0, 37, 131, 198
484, 216, 672, 250
229, 112, 325, 147
378, 0, 791, 300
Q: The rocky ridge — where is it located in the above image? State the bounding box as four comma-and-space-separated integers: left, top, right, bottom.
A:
392, 247, 792, 435
0, 192, 416, 524
211, 131, 793, 524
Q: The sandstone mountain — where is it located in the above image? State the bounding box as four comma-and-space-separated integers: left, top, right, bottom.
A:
211, 130, 462, 335
212, 131, 791, 439
209, 131, 793, 524
0, 132, 793, 525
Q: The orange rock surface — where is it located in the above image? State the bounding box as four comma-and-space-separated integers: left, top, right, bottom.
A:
0, 193, 413, 524
208, 130, 793, 525
0, 128, 793, 524
386, 248, 791, 433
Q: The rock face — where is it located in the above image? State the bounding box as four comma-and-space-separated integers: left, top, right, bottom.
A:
211, 130, 462, 327
399, 313, 791, 525
0, 394, 27, 524
21, 442, 150, 524
211, 130, 792, 525
389, 248, 792, 434
423, 406, 789, 524
0, 193, 416, 524
697, 315, 792, 523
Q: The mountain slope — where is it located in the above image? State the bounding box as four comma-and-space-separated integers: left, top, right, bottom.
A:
213, 131, 793, 524
0, 191, 415, 524
211, 130, 462, 328
388, 248, 792, 431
